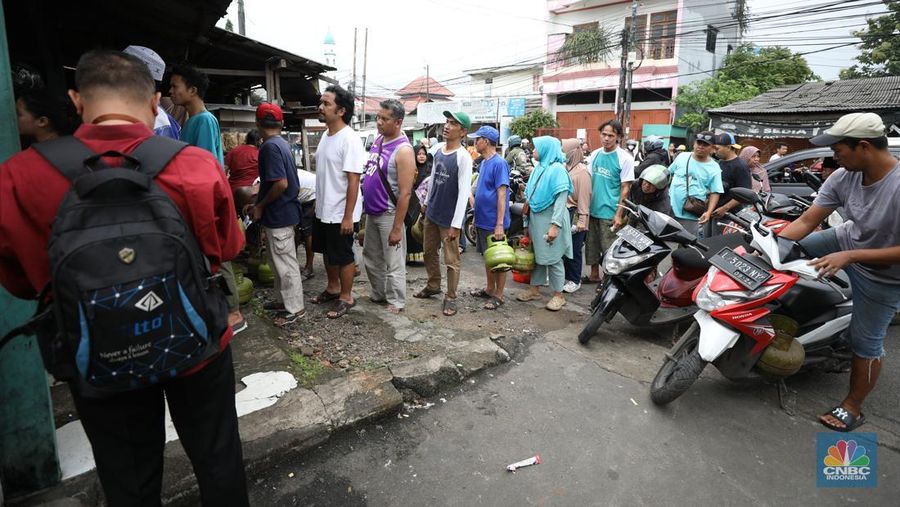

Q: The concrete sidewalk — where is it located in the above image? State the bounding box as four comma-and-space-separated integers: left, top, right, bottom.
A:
14, 253, 586, 506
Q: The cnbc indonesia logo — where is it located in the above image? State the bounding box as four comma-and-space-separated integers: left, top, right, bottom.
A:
818, 434, 877, 488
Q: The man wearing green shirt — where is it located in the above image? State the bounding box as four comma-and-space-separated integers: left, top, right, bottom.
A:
170, 64, 245, 333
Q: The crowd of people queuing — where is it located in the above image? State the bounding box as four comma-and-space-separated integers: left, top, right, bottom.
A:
2, 43, 899, 505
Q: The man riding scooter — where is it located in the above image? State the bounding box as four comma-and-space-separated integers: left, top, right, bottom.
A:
778, 112, 900, 432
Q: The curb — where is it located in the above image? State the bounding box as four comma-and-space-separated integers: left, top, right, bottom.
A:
14, 332, 527, 506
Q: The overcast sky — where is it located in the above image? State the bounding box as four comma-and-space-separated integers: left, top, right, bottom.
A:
215, 0, 888, 96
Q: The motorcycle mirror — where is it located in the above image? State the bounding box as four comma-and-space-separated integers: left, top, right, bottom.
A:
805, 172, 823, 191
752, 173, 763, 182
731, 188, 761, 205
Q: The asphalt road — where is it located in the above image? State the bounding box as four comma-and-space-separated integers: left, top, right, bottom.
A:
248, 306, 900, 506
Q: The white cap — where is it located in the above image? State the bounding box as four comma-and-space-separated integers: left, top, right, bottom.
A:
810, 112, 886, 146
123, 45, 165, 82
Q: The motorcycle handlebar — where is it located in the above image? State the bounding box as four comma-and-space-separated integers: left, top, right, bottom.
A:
829, 275, 849, 289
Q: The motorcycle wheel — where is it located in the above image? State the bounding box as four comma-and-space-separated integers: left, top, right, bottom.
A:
465, 215, 477, 245
650, 322, 705, 405
578, 296, 609, 345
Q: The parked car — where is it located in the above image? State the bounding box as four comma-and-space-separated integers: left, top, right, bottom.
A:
765, 146, 900, 198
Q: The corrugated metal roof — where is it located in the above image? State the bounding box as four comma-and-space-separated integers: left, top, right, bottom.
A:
710, 76, 900, 115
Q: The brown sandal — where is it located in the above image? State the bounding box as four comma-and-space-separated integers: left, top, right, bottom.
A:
326, 299, 356, 319
414, 287, 442, 299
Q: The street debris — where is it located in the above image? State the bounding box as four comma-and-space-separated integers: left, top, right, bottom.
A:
507, 455, 541, 472
630, 398, 638, 406
288, 472, 294, 478
440, 398, 447, 403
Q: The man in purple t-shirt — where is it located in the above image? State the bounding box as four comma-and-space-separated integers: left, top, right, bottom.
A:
361, 99, 415, 313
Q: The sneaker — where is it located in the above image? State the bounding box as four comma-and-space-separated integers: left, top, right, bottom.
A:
562, 280, 581, 293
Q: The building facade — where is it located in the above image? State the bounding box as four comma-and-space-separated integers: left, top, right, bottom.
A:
543, 0, 742, 145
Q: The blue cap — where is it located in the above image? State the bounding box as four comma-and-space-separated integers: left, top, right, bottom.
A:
467, 125, 500, 144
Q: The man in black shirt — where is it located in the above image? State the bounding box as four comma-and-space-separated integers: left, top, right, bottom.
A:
712, 132, 752, 222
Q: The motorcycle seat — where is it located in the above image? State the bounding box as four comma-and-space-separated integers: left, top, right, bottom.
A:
671, 233, 749, 271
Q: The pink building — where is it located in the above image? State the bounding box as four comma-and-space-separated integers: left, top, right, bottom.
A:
543, 0, 743, 145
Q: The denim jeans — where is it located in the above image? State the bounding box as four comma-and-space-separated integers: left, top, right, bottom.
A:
800, 229, 900, 359
564, 230, 587, 283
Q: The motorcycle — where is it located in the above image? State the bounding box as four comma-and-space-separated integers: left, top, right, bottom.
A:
649, 188, 853, 406
578, 201, 749, 344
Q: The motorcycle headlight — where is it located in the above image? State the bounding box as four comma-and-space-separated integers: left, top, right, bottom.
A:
695, 267, 782, 311
602, 241, 656, 275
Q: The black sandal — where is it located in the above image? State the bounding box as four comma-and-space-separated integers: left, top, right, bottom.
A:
326, 299, 356, 319
310, 290, 340, 304
820, 406, 866, 432
442, 298, 458, 316
470, 288, 491, 299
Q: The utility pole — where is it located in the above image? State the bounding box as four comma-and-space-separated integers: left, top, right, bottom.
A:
237, 0, 246, 36
623, 0, 638, 141
361, 28, 368, 129
615, 28, 628, 126
425, 64, 430, 102
351, 28, 358, 96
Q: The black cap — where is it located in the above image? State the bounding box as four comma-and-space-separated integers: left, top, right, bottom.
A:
695, 131, 715, 145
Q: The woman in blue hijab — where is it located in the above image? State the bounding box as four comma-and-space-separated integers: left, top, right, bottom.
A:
516, 136, 573, 311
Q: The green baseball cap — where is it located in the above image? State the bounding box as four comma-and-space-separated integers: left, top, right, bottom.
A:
443, 110, 471, 130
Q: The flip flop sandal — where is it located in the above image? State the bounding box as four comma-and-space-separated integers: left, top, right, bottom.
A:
820, 406, 866, 432
581, 276, 602, 284
274, 309, 306, 327
326, 299, 356, 319
301, 269, 315, 280
414, 287, 443, 299
484, 297, 504, 310
387, 305, 404, 314
442, 298, 458, 316
369, 296, 388, 305
470, 288, 492, 299
310, 290, 340, 304
231, 319, 248, 335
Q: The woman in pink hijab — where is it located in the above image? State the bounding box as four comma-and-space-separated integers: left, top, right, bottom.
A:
740, 146, 770, 192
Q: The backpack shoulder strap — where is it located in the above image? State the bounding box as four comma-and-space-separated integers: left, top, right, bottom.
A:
31, 136, 96, 183
129, 136, 189, 178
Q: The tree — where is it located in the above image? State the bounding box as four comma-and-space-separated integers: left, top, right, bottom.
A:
674, 44, 818, 130
556, 26, 615, 66
840, 1, 900, 79
509, 109, 559, 139
225, 18, 234, 32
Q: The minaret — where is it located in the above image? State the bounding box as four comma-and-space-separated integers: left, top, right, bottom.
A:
323, 29, 336, 79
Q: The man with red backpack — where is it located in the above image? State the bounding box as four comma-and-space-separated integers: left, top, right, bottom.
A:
0, 50, 248, 505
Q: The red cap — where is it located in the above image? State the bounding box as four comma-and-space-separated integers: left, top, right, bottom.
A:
256, 102, 284, 122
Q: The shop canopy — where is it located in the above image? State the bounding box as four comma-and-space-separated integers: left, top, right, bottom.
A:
709, 76, 900, 139
5, 0, 333, 114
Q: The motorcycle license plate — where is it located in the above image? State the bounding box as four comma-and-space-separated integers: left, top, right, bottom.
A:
616, 225, 653, 252
708, 247, 772, 290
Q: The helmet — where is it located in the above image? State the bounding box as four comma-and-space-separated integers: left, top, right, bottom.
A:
643, 135, 663, 152
626, 139, 638, 148
639, 164, 671, 190
507, 135, 522, 148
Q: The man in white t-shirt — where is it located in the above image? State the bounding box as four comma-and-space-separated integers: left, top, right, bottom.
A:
769, 142, 788, 162
312, 85, 366, 318
296, 168, 317, 279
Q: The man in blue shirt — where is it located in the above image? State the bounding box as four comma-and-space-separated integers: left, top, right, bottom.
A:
170, 64, 224, 166
170, 64, 245, 333
584, 120, 634, 283
667, 131, 723, 236
469, 126, 510, 310
246, 104, 305, 325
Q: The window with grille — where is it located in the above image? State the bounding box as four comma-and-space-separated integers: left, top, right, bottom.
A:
624, 15, 648, 57
649, 11, 677, 59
